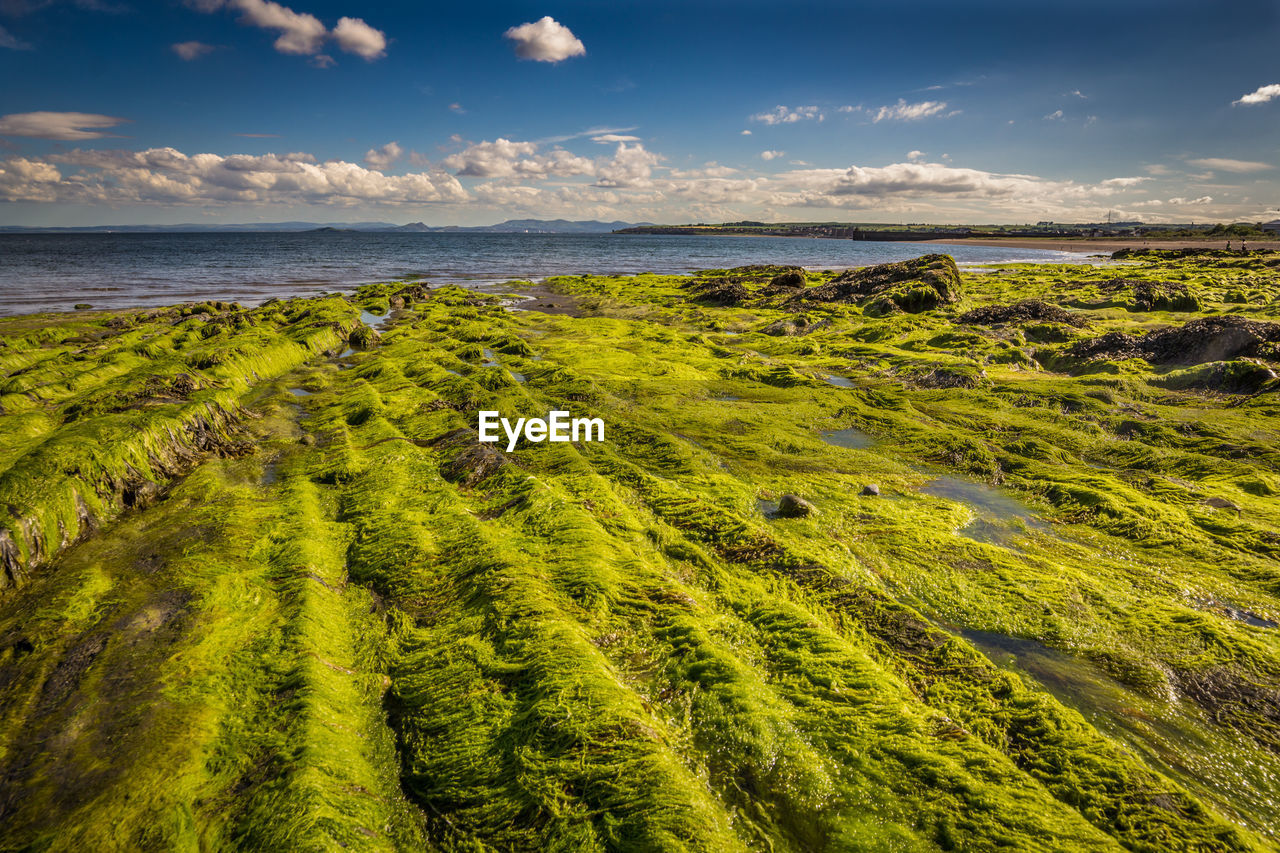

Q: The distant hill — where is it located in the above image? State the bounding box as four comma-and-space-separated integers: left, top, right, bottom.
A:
0, 219, 649, 234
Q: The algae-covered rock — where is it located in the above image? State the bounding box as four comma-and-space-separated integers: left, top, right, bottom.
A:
430, 427, 510, 487
790, 254, 962, 313
769, 269, 807, 288
959, 299, 1088, 328
348, 325, 380, 349
1101, 278, 1202, 312
777, 494, 817, 517
1068, 316, 1280, 366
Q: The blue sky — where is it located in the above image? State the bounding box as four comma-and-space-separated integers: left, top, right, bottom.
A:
1, 0, 1278, 225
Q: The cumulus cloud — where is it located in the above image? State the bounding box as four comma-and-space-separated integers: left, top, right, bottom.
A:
503, 16, 585, 62
907, 150, 925, 161
0, 111, 129, 140
192, 0, 387, 60
593, 143, 660, 187
331, 16, 385, 59
228, 0, 326, 54
872, 100, 948, 122
0, 25, 32, 50
0, 146, 467, 205
441, 138, 594, 179
760, 150, 784, 161
363, 141, 401, 170
751, 105, 822, 125
171, 40, 215, 60
1044, 109, 1064, 120
1186, 157, 1272, 173
1234, 84, 1280, 106
740, 129, 751, 136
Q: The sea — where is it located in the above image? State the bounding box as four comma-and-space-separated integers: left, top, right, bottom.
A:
0, 231, 1095, 316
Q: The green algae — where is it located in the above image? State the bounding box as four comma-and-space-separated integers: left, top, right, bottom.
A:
2, 258, 1279, 850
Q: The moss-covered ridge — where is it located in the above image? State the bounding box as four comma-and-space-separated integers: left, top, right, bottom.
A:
0, 253, 1278, 850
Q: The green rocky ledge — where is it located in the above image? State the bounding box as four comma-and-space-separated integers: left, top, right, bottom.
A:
1, 251, 1278, 851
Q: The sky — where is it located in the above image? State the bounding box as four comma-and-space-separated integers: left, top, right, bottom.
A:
0, 0, 1278, 227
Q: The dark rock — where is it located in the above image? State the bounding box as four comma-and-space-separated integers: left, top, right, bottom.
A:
861, 484, 880, 496
777, 494, 817, 518
1066, 316, 1280, 366
73, 303, 92, 310
959, 299, 1088, 328
430, 427, 510, 487
692, 279, 749, 306
348, 325, 380, 349
769, 269, 807, 288
1202, 496, 1242, 514
1101, 278, 1201, 312
761, 315, 826, 336
789, 254, 962, 314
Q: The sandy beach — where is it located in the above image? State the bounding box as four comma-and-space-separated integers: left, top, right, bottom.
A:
926, 237, 1280, 254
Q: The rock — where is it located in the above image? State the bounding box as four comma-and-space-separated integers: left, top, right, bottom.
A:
777, 494, 817, 518
861, 484, 880, 496
1100, 278, 1201, 312
430, 427, 510, 487
1203, 496, 1242, 514
692, 279, 749, 306
299, 434, 316, 446
1066, 316, 1280, 366
762, 316, 824, 336
959, 299, 1088, 328
789, 254, 962, 314
73, 303, 92, 310
769, 269, 807, 288
348, 325, 380, 349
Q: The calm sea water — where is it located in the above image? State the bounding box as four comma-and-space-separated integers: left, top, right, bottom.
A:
0, 231, 1092, 316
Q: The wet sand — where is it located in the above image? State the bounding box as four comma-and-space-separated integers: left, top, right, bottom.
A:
926, 237, 1280, 254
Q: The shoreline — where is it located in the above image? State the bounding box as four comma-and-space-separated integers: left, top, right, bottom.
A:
925, 237, 1280, 253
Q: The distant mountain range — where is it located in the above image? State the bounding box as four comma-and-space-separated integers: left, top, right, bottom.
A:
0, 219, 650, 234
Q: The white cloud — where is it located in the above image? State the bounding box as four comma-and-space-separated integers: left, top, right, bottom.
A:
0, 111, 128, 140
1066, 89, 1087, 99
1100, 176, 1147, 188
1186, 157, 1272, 173
0, 146, 468, 205
228, 0, 326, 54
331, 16, 386, 59
0, 25, 32, 50
594, 143, 660, 187
760, 150, 784, 161
449, 103, 465, 113
172, 40, 215, 60
1044, 109, 1064, 120
740, 129, 751, 136
1234, 84, 1280, 106
441, 138, 593, 179
591, 133, 640, 143
872, 100, 948, 122
363, 141, 402, 170
503, 16, 585, 63
751, 105, 822, 125
907, 150, 925, 161
837, 105, 859, 113
192, 1, 387, 60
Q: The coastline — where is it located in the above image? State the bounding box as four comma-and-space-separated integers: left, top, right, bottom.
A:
925, 236, 1280, 253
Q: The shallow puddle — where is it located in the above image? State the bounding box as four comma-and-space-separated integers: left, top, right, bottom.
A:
819, 427, 875, 450
921, 475, 1048, 547
961, 628, 1280, 843
338, 347, 355, 359
510, 371, 527, 384
360, 308, 390, 329
756, 497, 779, 517
286, 387, 312, 397
822, 374, 856, 388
